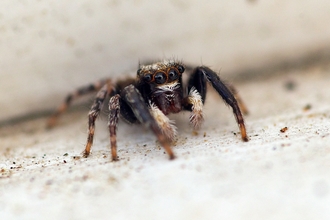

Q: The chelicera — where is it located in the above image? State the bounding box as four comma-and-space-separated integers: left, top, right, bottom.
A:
47, 59, 249, 160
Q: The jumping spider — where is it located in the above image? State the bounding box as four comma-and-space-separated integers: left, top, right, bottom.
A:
47, 59, 249, 160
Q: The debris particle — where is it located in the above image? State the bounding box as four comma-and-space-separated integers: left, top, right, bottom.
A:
82, 175, 88, 181
284, 80, 297, 91
63, 153, 68, 156
280, 127, 288, 133
303, 104, 312, 111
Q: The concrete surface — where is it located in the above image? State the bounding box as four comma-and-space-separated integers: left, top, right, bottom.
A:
1, 62, 330, 219
1, 0, 330, 121
1, 1, 330, 219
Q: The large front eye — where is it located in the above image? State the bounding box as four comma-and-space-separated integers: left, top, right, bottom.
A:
143, 74, 152, 82
154, 72, 166, 84
168, 69, 178, 81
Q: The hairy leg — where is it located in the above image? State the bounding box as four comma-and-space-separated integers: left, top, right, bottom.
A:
121, 85, 175, 160
47, 79, 109, 128
108, 94, 120, 161
182, 87, 204, 130
82, 81, 115, 157
188, 66, 248, 142
149, 103, 177, 141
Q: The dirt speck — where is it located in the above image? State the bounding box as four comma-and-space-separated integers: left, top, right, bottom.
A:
303, 104, 312, 111
280, 127, 288, 133
73, 156, 81, 160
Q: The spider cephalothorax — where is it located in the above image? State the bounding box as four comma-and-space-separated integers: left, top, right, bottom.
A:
48, 59, 249, 161
137, 60, 185, 115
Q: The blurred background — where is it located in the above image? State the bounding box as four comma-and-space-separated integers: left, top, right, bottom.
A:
1, 0, 330, 123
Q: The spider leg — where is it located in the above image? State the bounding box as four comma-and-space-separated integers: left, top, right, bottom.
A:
185, 65, 248, 115
181, 65, 208, 130
47, 79, 109, 128
121, 85, 175, 160
187, 66, 249, 142
226, 84, 249, 115
149, 103, 177, 141
82, 81, 115, 157
108, 94, 120, 161
182, 87, 204, 130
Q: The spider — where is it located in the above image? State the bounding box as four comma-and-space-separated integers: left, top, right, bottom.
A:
47, 59, 249, 161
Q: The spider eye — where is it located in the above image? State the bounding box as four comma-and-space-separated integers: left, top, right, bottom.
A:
143, 74, 152, 82
168, 69, 178, 81
154, 72, 166, 84
177, 65, 185, 73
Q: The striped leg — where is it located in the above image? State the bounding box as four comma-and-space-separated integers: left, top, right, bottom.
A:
121, 85, 175, 160
108, 94, 120, 161
47, 79, 109, 128
82, 81, 114, 158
